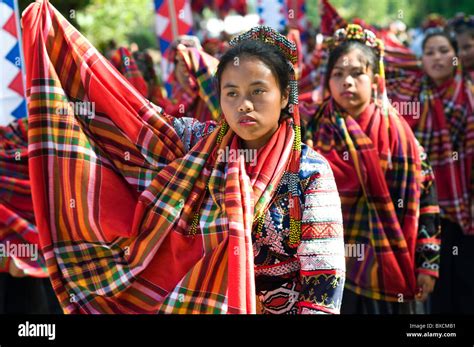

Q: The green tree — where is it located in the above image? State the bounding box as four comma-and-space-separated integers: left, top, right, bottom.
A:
411, 0, 474, 26
75, 0, 156, 51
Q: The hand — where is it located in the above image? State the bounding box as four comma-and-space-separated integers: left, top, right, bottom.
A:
306, 139, 314, 147
415, 273, 436, 301
175, 35, 202, 50
9, 260, 26, 278
174, 44, 198, 95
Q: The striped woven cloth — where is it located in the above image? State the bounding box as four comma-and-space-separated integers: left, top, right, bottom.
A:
22, 0, 301, 314
0, 119, 47, 276
306, 100, 422, 301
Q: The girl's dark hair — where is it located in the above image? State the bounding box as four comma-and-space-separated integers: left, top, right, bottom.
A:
422, 30, 458, 52
454, 23, 474, 39
325, 41, 379, 90
215, 40, 292, 117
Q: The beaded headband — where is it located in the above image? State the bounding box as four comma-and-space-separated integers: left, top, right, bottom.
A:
229, 26, 298, 64
326, 24, 384, 58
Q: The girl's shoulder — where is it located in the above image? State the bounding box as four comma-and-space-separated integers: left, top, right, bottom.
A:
299, 143, 334, 181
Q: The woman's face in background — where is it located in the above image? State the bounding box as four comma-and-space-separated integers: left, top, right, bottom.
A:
328, 48, 376, 117
456, 32, 474, 71
422, 35, 457, 86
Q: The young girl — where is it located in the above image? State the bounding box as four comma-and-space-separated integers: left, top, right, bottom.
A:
19, 0, 345, 314
451, 15, 474, 79
386, 27, 474, 314
305, 24, 441, 313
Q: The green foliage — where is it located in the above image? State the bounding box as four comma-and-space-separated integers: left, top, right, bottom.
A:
411, 0, 474, 26
75, 0, 156, 51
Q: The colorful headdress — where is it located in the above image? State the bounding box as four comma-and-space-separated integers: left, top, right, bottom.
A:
327, 24, 384, 58
229, 26, 298, 64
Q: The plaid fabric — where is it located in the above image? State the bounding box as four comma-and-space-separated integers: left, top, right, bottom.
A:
110, 47, 149, 98
0, 118, 47, 277
417, 69, 474, 234
306, 100, 423, 301
387, 63, 474, 235
22, 1, 302, 314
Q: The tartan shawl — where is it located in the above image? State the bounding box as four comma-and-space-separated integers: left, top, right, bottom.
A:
110, 47, 149, 98
23, 0, 301, 313
306, 99, 422, 300
387, 64, 474, 235
0, 119, 47, 276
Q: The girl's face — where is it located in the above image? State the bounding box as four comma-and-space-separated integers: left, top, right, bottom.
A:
456, 32, 474, 71
328, 49, 376, 117
422, 36, 456, 86
220, 57, 289, 150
